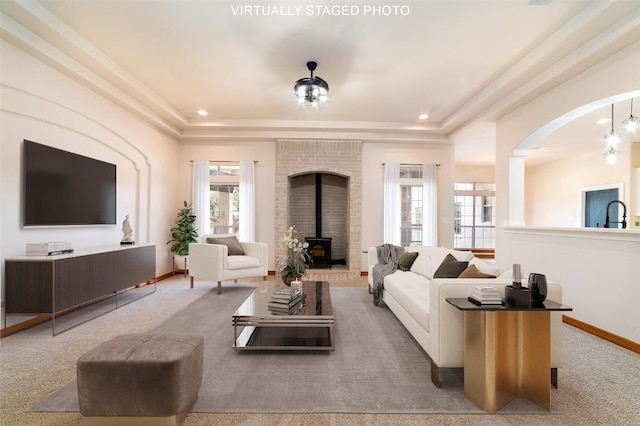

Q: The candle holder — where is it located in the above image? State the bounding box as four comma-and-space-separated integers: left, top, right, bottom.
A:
505, 285, 531, 307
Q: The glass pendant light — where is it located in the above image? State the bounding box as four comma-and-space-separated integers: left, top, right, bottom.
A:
622, 98, 638, 132
604, 146, 621, 164
603, 104, 621, 147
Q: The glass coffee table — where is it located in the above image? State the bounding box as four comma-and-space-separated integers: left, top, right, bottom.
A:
232, 280, 335, 351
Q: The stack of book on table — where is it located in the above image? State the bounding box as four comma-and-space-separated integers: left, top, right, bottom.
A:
268, 285, 303, 314
468, 286, 503, 306
26, 242, 74, 256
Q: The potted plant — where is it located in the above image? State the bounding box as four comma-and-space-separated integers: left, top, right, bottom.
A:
167, 201, 198, 274
277, 226, 311, 285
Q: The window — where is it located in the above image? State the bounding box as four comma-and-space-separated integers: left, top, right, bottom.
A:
454, 182, 495, 249
209, 164, 240, 235
400, 166, 423, 246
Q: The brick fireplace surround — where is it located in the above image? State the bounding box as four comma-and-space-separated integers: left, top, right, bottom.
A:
275, 140, 362, 272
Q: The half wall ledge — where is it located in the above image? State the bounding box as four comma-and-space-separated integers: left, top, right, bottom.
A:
502, 226, 640, 242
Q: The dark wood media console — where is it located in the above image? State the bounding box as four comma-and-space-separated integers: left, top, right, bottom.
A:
5, 244, 155, 335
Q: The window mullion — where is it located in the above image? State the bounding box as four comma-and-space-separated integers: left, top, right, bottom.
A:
472, 195, 476, 249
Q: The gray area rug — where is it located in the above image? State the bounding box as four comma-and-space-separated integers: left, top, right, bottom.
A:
30, 286, 553, 414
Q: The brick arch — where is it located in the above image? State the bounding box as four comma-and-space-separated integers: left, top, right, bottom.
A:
289, 172, 350, 264
275, 140, 362, 272
288, 169, 352, 179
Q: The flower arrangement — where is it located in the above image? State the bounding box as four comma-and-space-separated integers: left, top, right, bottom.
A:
278, 226, 311, 284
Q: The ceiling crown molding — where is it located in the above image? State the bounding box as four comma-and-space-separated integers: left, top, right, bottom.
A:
441, 1, 640, 134
2, 0, 639, 146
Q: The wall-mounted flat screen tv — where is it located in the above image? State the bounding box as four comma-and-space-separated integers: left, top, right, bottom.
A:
23, 140, 117, 226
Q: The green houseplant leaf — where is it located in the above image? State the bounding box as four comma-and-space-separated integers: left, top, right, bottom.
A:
166, 201, 199, 256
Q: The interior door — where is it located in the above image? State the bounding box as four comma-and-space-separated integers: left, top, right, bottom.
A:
584, 188, 618, 228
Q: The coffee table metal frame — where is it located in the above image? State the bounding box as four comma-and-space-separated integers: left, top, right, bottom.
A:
232, 280, 335, 351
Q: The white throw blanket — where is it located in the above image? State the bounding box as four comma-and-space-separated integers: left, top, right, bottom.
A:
372, 243, 404, 306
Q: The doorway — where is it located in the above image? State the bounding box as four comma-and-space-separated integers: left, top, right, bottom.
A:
584, 188, 619, 228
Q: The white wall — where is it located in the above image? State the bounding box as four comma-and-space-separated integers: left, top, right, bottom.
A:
525, 149, 631, 227
501, 227, 639, 343
495, 40, 640, 343
178, 141, 456, 273
454, 164, 494, 184
0, 41, 180, 327
631, 142, 640, 225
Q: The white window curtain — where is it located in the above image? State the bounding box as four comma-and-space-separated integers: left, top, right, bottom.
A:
422, 163, 438, 246
239, 160, 255, 242
192, 160, 210, 239
383, 162, 401, 245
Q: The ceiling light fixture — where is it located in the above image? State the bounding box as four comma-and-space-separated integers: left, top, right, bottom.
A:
418, 113, 429, 120
622, 98, 638, 132
197, 108, 208, 117
603, 104, 621, 164
604, 147, 621, 164
294, 61, 329, 108
603, 104, 620, 147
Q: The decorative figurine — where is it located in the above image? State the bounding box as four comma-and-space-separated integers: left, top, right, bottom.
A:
121, 214, 135, 245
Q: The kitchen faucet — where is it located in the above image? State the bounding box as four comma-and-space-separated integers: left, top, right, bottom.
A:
604, 200, 627, 229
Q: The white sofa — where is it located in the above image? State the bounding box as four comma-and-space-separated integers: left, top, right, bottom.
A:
368, 245, 564, 388
189, 234, 268, 294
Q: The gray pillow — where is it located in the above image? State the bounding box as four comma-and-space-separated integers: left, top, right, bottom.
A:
205, 236, 245, 256
433, 253, 469, 278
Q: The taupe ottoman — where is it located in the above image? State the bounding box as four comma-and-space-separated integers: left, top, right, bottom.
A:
77, 333, 204, 426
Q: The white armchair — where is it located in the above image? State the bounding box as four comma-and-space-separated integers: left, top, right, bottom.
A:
188, 234, 268, 294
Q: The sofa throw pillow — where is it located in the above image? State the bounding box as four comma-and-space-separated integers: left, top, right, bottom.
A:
409, 246, 447, 279
398, 251, 419, 271
458, 264, 496, 279
470, 258, 505, 277
433, 253, 469, 278
443, 248, 475, 262
205, 236, 245, 256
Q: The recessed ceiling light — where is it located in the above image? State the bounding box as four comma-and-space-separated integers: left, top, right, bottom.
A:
197, 109, 208, 117
596, 118, 611, 125
418, 113, 429, 120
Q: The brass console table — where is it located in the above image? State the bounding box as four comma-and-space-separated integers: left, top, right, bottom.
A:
446, 298, 572, 413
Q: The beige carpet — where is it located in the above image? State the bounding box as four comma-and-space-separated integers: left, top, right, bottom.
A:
1, 274, 639, 425
29, 285, 552, 414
